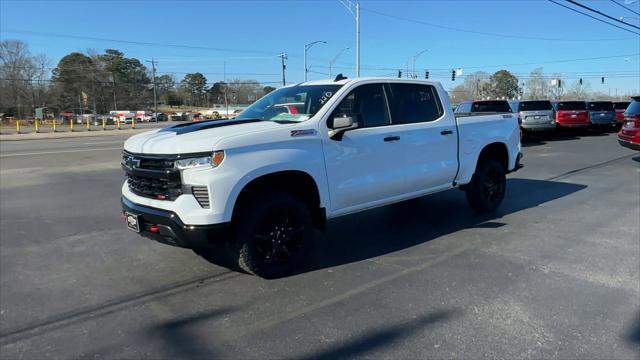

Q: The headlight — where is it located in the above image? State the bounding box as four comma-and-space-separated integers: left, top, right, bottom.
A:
175, 151, 225, 170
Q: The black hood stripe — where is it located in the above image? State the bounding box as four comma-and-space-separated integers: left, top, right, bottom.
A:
160, 118, 262, 135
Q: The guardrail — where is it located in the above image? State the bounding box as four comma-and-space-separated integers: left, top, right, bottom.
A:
2, 118, 155, 135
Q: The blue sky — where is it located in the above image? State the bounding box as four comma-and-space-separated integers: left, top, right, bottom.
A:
1, 0, 639, 94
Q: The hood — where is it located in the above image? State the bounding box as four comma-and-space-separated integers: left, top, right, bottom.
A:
124, 119, 283, 154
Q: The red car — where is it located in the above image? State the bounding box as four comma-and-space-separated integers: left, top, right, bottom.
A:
614, 101, 631, 125
552, 101, 589, 128
618, 96, 640, 151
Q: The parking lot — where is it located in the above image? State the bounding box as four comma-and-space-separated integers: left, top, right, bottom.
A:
0, 130, 638, 358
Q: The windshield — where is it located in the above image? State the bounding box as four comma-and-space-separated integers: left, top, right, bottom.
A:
519, 101, 552, 111
588, 102, 613, 111
472, 101, 512, 113
235, 85, 343, 122
613, 102, 630, 110
556, 101, 586, 111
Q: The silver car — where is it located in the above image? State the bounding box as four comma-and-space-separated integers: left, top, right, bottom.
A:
509, 100, 555, 132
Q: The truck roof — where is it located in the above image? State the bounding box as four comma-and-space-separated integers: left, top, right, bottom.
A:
297, 77, 441, 87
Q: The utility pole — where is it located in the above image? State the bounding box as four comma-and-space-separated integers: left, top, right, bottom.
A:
304, 40, 327, 81
278, 52, 287, 86
339, 1, 360, 77
146, 58, 158, 122
112, 72, 118, 110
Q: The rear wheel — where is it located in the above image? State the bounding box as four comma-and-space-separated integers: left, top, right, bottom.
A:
235, 192, 314, 279
465, 158, 506, 213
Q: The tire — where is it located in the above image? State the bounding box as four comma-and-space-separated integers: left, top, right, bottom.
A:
235, 192, 314, 279
465, 158, 506, 213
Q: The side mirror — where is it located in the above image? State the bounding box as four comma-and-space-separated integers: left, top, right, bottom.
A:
328, 115, 358, 140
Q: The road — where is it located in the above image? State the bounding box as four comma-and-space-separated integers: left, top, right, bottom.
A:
0, 131, 639, 359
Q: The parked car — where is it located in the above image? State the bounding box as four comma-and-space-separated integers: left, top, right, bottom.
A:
121, 78, 522, 278
586, 101, 616, 130
455, 100, 512, 114
618, 96, 640, 151
552, 101, 589, 129
155, 113, 168, 122
509, 100, 555, 132
614, 101, 631, 125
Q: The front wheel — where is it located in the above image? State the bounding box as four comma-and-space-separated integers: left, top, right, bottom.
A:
465, 158, 506, 213
235, 192, 314, 279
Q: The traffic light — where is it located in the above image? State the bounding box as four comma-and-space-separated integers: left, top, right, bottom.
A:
425, 70, 430, 79
557, 79, 561, 88
601, 77, 605, 84
451, 69, 456, 81
579, 78, 583, 85
398, 70, 402, 78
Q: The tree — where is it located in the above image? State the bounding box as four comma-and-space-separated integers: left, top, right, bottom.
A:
548, 73, 565, 100
565, 79, 591, 100
180, 72, 207, 106
52, 52, 97, 113
263, 86, 276, 96
208, 81, 227, 105
97, 49, 150, 109
463, 71, 491, 100
0, 40, 51, 118
156, 74, 175, 103
487, 70, 520, 99
524, 68, 549, 100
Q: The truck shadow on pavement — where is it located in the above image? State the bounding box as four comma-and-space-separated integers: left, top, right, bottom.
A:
296, 178, 586, 276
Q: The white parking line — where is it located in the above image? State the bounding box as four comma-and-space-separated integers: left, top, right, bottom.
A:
0, 147, 122, 157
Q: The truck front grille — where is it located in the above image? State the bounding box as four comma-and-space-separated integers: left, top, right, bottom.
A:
127, 175, 182, 201
122, 151, 182, 201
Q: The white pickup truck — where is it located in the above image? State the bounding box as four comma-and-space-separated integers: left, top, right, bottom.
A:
121, 77, 522, 278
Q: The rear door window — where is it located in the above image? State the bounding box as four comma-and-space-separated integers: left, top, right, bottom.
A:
386, 83, 443, 124
556, 101, 586, 111
587, 102, 614, 111
472, 101, 512, 113
624, 100, 640, 116
518, 101, 553, 111
613, 102, 630, 110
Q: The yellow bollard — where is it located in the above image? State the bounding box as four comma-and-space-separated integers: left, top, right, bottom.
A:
70, 118, 74, 131
132, 118, 136, 129
102, 117, 106, 130
35, 119, 39, 133
86, 117, 90, 130
53, 119, 57, 132
117, 119, 121, 130
16, 120, 20, 134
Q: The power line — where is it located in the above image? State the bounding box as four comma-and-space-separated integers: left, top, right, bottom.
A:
610, 0, 640, 17
547, 0, 640, 35
566, 0, 640, 30
361, 6, 634, 41
0, 29, 280, 56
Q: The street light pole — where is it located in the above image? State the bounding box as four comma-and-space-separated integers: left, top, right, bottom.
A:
329, 47, 350, 78
411, 49, 430, 79
339, 0, 360, 77
304, 40, 327, 82
278, 52, 288, 86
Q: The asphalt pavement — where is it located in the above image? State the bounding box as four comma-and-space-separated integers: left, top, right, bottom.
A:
0, 130, 638, 359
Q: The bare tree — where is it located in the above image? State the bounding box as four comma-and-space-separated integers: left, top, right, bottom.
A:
524, 68, 549, 100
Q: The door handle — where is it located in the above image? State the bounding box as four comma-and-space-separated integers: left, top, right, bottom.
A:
384, 135, 400, 142
441, 129, 454, 135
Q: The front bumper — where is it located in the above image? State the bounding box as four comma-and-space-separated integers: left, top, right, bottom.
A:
618, 138, 640, 151
121, 196, 230, 248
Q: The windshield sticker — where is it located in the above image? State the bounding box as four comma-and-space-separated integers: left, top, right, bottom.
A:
319, 91, 334, 106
